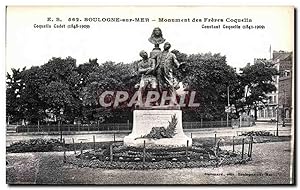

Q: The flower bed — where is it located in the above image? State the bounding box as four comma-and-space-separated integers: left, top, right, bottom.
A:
7, 138, 63, 153
239, 131, 274, 136
68, 142, 250, 170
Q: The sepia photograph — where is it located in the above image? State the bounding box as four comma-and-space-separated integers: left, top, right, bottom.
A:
5, 6, 295, 185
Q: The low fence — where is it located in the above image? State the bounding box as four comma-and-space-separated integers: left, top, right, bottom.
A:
15, 123, 133, 133
231, 117, 254, 128
183, 120, 232, 129
13, 119, 255, 133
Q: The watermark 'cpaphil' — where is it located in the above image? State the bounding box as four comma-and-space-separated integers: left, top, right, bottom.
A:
98, 90, 200, 108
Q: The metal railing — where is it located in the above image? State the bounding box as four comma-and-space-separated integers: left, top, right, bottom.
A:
15, 123, 133, 133
182, 120, 231, 129
13, 120, 235, 133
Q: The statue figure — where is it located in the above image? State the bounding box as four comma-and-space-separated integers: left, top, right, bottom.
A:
148, 27, 166, 58
132, 28, 185, 107
135, 50, 158, 92
148, 27, 166, 48
155, 42, 184, 95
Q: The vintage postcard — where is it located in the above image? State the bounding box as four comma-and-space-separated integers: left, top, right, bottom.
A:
5, 6, 295, 185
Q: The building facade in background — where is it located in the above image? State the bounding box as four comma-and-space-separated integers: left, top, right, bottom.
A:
256, 51, 293, 123
255, 58, 278, 121
275, 51, 293, 123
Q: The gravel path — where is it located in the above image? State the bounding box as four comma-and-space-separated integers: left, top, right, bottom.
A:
6, 141, 293, 184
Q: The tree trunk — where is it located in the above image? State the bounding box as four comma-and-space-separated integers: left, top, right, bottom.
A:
247, 108, 251, 115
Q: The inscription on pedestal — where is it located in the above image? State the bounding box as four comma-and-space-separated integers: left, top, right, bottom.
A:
124, 109, 192, 147
131, 110, 182, 136
138, 113, 173, 128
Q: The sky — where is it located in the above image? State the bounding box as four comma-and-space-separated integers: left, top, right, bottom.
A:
6, 6, 294, 72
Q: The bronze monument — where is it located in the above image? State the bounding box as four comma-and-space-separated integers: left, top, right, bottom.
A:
148, 27, 166, 58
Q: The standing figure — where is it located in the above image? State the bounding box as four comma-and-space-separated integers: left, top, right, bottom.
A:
135, 50, 158, 93
155, 42, 182, 95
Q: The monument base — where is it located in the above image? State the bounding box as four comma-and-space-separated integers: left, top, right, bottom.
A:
124, 109, 192, 147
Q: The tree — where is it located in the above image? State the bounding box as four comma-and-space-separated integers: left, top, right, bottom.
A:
6, 57, 82, 124
80, 61, 137, 123
236, 61, 278, 119
39, 57, 81, 123
19, 66, 46, 123
6, 68, 26, 123
179, 52, 238, 121
77, 58, 99, 88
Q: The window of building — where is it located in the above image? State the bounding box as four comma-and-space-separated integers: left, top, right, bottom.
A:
268, 108, 272, 118
260, 109, 265, 118
272, 107, 276, 118
285, 70, 291, 77
258, 110, 262, 118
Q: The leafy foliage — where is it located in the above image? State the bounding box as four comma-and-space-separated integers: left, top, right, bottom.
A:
235, 61, 278, 119
6, 50, 279, 124
6, 68, 26, 122
181, 52, 238, 120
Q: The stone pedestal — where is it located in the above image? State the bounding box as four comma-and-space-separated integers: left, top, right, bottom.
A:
124, 109, 192, 147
